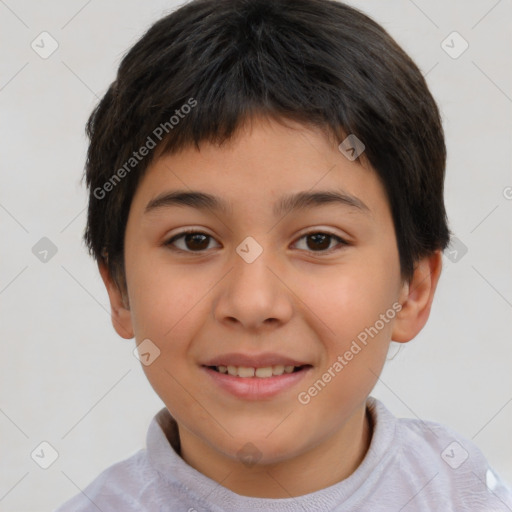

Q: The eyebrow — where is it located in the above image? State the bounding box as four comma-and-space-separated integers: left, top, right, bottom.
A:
144, 189, 371, 217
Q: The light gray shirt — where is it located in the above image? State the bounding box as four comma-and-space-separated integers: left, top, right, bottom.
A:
55, 397, 512, 511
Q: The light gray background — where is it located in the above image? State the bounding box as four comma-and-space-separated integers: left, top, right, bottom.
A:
1, 1, 511, 510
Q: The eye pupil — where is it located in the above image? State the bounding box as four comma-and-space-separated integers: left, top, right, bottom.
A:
185, 233, 209, 251
307, 233, 331, 251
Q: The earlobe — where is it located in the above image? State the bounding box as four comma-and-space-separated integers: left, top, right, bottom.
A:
98, 262, 134, 339
391, 250, 443, 343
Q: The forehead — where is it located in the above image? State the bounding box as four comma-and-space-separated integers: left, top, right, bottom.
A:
130, 116, 391, 226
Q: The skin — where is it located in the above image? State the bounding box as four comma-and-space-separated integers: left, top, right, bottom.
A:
100, 115, 442, 498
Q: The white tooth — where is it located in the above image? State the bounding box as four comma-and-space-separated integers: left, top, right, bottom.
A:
223, 365, 295, 378
238, 366, 255, 378
255, 366, 273, 378
272, 365, 285, 376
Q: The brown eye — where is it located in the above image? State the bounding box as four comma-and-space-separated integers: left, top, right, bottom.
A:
183, 233, 209, 251
166, 231, 219, 252
294, 232, 348, 253
165, 230, 347, 254
306, 233, 331, 250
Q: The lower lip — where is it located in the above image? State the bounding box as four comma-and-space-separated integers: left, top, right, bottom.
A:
202, 366, 312, 400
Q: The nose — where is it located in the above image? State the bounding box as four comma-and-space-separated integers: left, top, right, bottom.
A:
212, 241, 294, 332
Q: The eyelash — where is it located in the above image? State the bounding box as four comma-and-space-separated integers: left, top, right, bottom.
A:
164, 229, 349, 255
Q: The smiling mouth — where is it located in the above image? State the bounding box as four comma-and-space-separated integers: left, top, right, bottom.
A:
206, 364, 310, 378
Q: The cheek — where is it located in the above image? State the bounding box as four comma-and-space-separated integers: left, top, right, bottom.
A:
126, 257, 211, 377
300, 257, 398, 393
304, 262, 396, 339
301, 278, 395, 419
126, 252, 205, 339
128, 268, 206, 416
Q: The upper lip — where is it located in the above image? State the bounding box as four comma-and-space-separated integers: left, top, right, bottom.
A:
202, 352, 311, 368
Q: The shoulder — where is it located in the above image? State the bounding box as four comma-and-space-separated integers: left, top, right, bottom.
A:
53, 407, 197, 512
390, 405, 512, 511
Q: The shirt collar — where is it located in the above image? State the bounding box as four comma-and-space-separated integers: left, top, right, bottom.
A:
146, 397, 398, 512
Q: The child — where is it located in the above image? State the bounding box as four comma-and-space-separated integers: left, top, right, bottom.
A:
56, 0, 512, 510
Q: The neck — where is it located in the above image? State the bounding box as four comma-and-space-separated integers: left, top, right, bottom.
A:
177, 403, 372, 498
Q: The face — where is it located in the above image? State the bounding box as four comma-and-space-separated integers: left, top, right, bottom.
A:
104, 115, 440, 475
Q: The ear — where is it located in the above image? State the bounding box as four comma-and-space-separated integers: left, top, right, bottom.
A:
98, 262, 134, 339
391, 250, 443, 343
